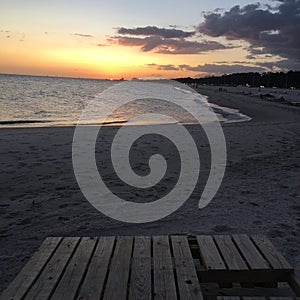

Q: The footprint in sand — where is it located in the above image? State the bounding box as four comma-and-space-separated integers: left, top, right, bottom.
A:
212, 225, 233, 232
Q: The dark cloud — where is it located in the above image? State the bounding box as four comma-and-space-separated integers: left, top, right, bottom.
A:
109, 24, 233, 54
146, 63, 179, 71
146, 62, 266, 74
117, 26, 195, 38
110, 35, 230, 54
256, 59, 300, 70
197, 0, 300, 60
179, 63, 265, 74
246, 52, 274, 59
74, 33, 93, 38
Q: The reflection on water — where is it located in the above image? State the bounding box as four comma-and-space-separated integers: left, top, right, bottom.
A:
0, 74, 250, 127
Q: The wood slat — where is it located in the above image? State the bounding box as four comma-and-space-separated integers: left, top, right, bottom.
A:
171, 236, 204, 300
287, 273, 300, 296
251, 235, 292, 270
51, 237, 97, 300
217, 297, 240, 300
76, 236, 115, 300
214, 235, 248, 271
153, 236, 177, 300
172, 236, 195, 268
269, 298, 295, 300
102, 236, 133, 300
219, 298, 300, 300
0, 237, 62, 300
232, 234, 270, 270
24, 237, 80, 300
129, 237, 151, 300
132, 236, 151, 258
218, 298, 268, 300
244, 298, 268, 300
196, 235, 226, 270
2, 234, 299, 300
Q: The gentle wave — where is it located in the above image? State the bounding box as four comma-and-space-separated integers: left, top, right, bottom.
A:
0, 74, 251, 128
0, 120, 54, 125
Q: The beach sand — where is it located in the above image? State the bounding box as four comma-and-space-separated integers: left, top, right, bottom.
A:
0, 87, 300, 292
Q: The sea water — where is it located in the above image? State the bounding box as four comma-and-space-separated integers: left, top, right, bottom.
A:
0, 74, 250, 127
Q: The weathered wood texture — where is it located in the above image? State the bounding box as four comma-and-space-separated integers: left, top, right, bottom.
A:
1, 235, 300, 299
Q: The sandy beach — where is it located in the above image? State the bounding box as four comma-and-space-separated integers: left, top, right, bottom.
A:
1, 87, 300, 293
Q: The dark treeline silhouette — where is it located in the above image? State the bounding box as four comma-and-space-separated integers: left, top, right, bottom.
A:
175, 71, 300, 89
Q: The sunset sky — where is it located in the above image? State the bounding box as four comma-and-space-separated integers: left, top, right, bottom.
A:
1, 0, 299, 79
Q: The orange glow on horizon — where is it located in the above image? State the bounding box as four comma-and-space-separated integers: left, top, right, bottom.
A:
0, 31, 260, 80
0, 44, 199, 79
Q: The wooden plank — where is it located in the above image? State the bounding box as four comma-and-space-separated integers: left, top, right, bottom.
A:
153, 236, 177, 300
171, 236, 204, 300
172, 236, 195, 268
251, 235, 292, 270
196, 235, 226, 270
218, 298, 267, 300
51, 237, 97, 300
153, 236, 174, 270
216, 297, 240, 300
132, 236, 151, 258
232, 234, 270, 270
199, 268, 292, 284
24, 237, 80, 300
76, 236, 115, 300
214, 235, 248, 271
287, 273, 300, 296
102, 236, 133, 300
0, 237, 62, 300
244, 298, 267, 300
129, 236, 151, 300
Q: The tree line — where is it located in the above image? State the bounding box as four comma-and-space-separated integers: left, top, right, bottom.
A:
175, 71, 300, 89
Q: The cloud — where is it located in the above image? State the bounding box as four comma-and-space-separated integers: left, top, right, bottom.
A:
107, 24, 233, 54
197, 0, 300, 60
256, 59, 300, 71
246, 53, 274, 59
0, 30, 11, 39
0, 30, 25, 41
146, 63, 179, 71
179, 63, 266, 74
117, 26, 195, 38
110, 35, 230, 54
246, 54, 257, 59
73, 33, 93, 38
145, 62, 266, 74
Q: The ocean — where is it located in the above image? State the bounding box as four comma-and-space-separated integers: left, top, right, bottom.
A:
0, 74, 250, 127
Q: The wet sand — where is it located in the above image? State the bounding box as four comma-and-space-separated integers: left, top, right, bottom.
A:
0, 88, 300, 292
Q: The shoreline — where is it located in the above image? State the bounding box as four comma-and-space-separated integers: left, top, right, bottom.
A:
1, 89, 300, 292
0, 108, 250, 129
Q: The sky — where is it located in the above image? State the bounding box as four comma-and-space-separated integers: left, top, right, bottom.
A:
0, 0, 299, 79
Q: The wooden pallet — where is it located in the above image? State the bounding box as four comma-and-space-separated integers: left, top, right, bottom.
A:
1, 235, 299, 299
196, 234, 294, 283
217, 296, 300, 300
